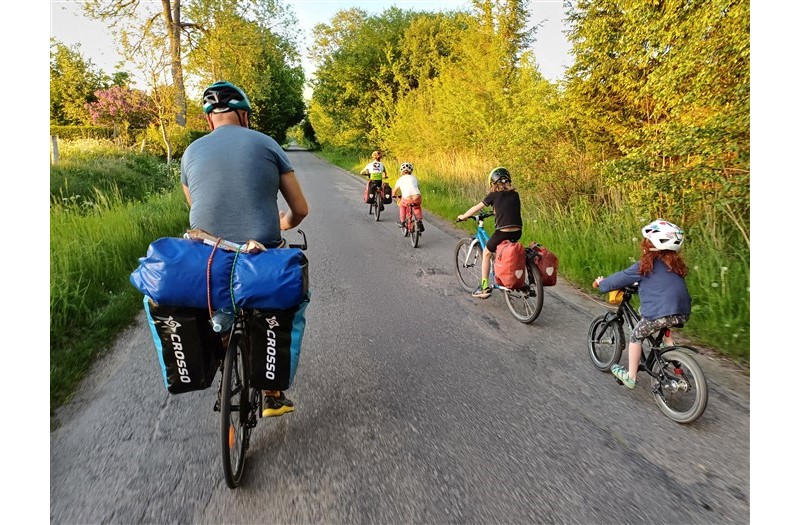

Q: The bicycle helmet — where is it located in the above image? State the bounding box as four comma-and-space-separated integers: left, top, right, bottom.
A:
202, 81, 252, 115
400, 162, 413, 174
488, 167, 511, 186
642, 219, 685, 251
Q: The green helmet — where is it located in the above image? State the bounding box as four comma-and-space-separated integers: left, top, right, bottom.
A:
202, 81, 252, 115
488, 167, 511, 186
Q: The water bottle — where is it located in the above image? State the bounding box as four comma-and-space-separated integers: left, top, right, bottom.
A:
210, 308, 234, 333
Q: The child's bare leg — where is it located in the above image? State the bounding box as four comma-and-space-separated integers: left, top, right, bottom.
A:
481, 248, 491, 284
628, 342, 643, 381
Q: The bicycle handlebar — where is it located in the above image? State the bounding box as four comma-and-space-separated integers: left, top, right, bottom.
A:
287, 229, 308, 250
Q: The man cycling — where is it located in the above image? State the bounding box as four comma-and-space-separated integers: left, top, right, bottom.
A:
180, 80, 309, 417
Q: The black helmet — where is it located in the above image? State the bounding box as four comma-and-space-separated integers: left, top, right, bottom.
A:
488, 167, 511, 186
202, 81, 252, 115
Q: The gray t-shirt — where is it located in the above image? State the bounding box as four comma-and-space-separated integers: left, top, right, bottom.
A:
180, 125, 293, 246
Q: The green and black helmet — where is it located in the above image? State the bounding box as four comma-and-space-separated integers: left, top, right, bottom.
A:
488, 167, 511, 186
202, 81, 252, 115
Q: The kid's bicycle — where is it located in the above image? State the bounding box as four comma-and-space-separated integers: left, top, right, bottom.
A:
368, 184, 386, 221
395, 197, 422, 248
214, 230, 309, 488
455, 211, 544, 324
587, 283, 708, 424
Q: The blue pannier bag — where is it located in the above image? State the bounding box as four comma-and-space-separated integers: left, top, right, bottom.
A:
130, 237, 308, 310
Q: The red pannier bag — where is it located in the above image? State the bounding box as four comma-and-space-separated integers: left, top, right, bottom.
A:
528, 242, 559, 286
494, 240, 527, 289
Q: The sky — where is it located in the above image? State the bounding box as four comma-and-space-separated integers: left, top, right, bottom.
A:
49, 0, 575, 94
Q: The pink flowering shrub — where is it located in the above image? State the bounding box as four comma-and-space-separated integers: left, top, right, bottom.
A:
85, 86, 153, 130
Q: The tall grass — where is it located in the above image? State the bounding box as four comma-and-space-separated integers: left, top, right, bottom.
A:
50, 188, 188, 410
316, 148, 750, 363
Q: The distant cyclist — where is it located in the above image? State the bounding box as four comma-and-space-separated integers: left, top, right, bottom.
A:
180, 80, 309, 417
457, 167, 523, 298
391, 162, 425, 232
359, 150, 388, 211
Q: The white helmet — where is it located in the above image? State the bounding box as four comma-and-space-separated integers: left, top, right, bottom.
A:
642, 219, 685, 251
400, 162, 413, 174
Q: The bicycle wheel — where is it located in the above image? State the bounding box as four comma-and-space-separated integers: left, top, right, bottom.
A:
410, 219, 419, 248
504, 263, 544, 323
651, 348, 708, 424
587, 315, 625, 371
402, 218, 409, 237
220, 332, 253, 488
454, 237, 482, 292
375, 193, 382, 221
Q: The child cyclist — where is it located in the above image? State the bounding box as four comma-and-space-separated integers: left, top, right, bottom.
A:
359, 150, 388, 211
391, 162, 425, 232
457, 167, 522, 298
593, 219, 692, 389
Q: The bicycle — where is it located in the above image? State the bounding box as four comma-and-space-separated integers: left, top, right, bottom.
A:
587, 283, 708, 424
455, 211, 544, 324
214, 230, 309, 488
368, 182, 386, 221
395, 197, 422, 248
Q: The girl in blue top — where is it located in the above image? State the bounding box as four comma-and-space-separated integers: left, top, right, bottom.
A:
593, 219, 691, 389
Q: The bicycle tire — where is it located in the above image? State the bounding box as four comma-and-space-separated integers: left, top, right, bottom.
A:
220, 332, 252, 489
587, 316, 625, 370
411, 218, 419, 248
503, 262, 543, 323
651, 348, 708, 424
402, 218, 409, 237
454, 237, 482, 292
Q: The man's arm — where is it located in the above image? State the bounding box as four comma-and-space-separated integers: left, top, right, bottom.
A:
182, 184, 192, 206
278, 171, 309, 230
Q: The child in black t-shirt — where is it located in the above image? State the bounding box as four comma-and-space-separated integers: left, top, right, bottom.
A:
457, 167, 523, 298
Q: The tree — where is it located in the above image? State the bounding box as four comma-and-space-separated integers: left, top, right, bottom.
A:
50, 40, 106, 125
84, 0, 192, 126
184, 0, 305, 141
86, 86, 153, 141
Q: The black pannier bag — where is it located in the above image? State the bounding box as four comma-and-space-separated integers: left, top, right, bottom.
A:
143, 297, 222, 394
249, 296, 310, 391
382, 183, 393, 204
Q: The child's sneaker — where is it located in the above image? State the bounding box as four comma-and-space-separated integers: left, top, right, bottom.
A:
472, 286, 492, 299
417, 221, 425, 232
262, 391, 295, 417
610, 364, 636, 389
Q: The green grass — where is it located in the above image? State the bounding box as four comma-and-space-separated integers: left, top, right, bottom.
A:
50, 187, 188, 411
315, 148, 750, 363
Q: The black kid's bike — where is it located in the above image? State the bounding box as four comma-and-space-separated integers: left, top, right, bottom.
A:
368, 183, 386, 221
587, 283, 708, 424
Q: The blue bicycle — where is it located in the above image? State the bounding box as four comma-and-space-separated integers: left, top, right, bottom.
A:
455, 210, 544, 323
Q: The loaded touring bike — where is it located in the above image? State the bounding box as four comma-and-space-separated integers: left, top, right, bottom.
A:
215, 230, 309, 488
587, 283, 708, 424
455, 211, 544, 324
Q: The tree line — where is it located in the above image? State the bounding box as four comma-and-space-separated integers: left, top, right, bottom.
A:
307, 0, 748, 251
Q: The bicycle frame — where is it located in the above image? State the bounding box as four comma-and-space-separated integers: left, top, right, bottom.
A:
600, 286, 698, 379
463, 213, 504, 291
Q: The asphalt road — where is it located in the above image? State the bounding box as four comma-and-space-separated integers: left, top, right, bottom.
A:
50, 149, 750, 524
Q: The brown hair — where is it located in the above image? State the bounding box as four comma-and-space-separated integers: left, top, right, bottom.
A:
638, 238, 688, 277
490, 180, 516, 192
